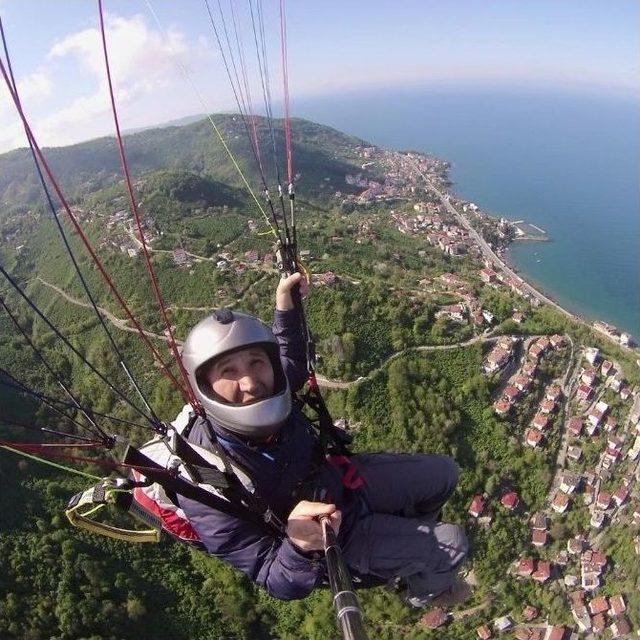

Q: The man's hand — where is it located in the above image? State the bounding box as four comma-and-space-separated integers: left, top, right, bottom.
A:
276, 272, 309, 311
286, 500, 342, 552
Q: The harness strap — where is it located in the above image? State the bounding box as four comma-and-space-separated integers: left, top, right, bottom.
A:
65, 479, 161, 543
122, 444, 286, 536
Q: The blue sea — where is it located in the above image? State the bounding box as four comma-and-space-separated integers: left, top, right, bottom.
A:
294, 84, 640, 337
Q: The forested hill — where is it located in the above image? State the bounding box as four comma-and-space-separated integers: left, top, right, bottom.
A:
0, 114, 373, 218
1, 112, 639, 640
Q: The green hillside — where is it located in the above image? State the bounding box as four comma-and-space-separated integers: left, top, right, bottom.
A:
1, 114, 639, 640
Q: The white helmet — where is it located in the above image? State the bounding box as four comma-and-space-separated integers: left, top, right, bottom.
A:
181, 309, 291, 438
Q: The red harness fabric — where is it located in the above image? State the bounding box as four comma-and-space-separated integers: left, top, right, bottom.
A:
327, 455, 365, 490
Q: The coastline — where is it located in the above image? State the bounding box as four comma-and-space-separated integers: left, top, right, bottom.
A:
420, 163, 637, 351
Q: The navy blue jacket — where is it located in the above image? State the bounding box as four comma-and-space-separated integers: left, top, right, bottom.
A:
178, 309, 361, 600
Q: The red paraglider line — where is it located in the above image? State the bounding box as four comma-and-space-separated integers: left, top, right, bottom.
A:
97, 0, 201, 411
0, 57, 192, 405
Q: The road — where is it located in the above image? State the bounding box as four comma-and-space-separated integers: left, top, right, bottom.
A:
315, 333, 498, 389
417, 171, 639, 356
35, 277, 172, 343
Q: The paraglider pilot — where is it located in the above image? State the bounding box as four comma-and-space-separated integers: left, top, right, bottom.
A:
178, 273, 468, 604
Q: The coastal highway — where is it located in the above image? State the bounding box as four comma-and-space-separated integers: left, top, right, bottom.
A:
420, 174, 577, 319
417, 169, 637, 354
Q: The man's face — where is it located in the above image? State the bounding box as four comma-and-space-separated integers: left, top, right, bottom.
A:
205, 346, 275, 405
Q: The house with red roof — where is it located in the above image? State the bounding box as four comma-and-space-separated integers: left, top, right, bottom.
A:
567, 417, 583, 437
522, 606, 539, 622
610, 618, 631, 639
476, 624, 492, 640
493, 399, 511, 415
501, 491, 519, 510
545, 385, 562, 402
591, 613, 606, 634
468, 494, 485, 518
550, 334, 564, 349
588, 596, 609, 615
567, 536, 585, 555
551, 490, 570, 514
580, 368, 598, 386
543, 626, 565, 640
503, 385, 520, 403
612, 486, 629, 507
517, 557, 535, 577
513, 374, 532, 393
480, 268, 497, 283
601, 360, 614, 377
532, 561, 551, 583
537, 336, 550, 351
525, 428, 544, 447
420, 608, 448, 629
522, 360, 537, 377
485, 346, 511, 373
540, 399, 556, 414
576, 384, 594, 404
532, 413, 551, 430
609, 594, 626, 617
596, 491, 611, 510
529, 343, 544, 360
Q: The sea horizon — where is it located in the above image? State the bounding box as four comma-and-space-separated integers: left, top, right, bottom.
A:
295, 82, 640, 338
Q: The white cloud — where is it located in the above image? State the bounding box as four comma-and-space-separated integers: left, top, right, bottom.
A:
48, 12, 209, 100
0, 13, 216, 152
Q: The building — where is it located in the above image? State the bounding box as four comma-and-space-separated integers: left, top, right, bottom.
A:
609, 594, 626, 617
469, 495, 486, 518
585, 347, 600, 365
532, 413, 551, 431
476, 624, 492, 640
588, 596, 609, 615
610, 618, 631, 639
612, 486, 629, 507
540, 399, 556, 415
545, 385, 562, 401
596, 491, 611, 510
567, 445, 582, 461
590, 511, 606, 528
503, 385, 520, 403
532, 528, 547, 547
501, 491, 519, 510
531, 513, 547, 530
551, 491, 570, 514
493, 616, 513, 632
532, 561, 551, 583
494, 400, 511, 415
576, 384, 594, 404
567, 417, 584, 438
560, 472, 581, 494
525, 428, 544, 448
517, 557, 535, 577
543, 626, 565, 640
421, 608, 448, 629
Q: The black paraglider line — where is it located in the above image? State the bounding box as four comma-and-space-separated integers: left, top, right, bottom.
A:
0, 16, 163, 433
0, 370, 151, 433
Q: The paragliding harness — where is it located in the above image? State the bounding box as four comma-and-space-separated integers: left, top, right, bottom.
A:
64, 381, 358, 545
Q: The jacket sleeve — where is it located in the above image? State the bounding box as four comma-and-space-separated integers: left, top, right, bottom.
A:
273, 308, 309, 392
178, 494, 324, 600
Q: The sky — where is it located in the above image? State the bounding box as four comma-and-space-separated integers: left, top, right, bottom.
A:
0, 0, 638, 154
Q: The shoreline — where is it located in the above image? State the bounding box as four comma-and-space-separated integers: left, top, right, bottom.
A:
420, 164, 637, 350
